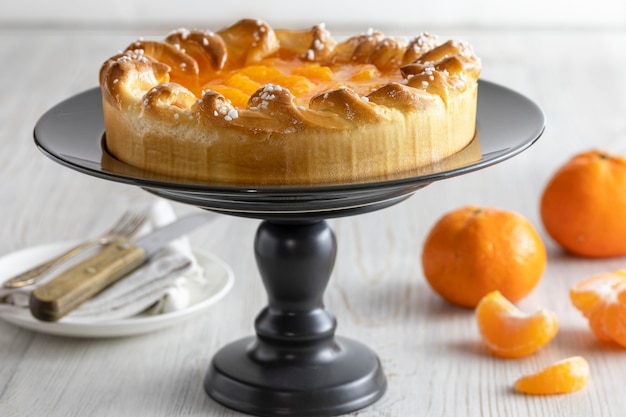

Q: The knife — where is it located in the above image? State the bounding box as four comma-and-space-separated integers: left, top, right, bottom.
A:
29, 211, 217, 322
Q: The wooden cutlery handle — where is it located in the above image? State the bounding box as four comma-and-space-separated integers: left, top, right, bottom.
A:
2, 239, 100, 289
30, 238, 146, 322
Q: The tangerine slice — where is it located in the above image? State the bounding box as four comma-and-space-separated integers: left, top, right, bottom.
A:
238, 64, 283, 81
273, 74, 314, 96
476, 291, 558, 358
292, 63, 334, 81
206, 85, 251, 108
350, 64, 381, 81
223, 73, 263, 94
570, 271, 626, 347
514, 356, 590, 395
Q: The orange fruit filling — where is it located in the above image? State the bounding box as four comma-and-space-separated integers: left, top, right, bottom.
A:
421, 206, 547, 308
514, 356, 590, 395
476, 291, 558, 358
291, 63, 334, 82
540, 150, 626, 258
570, 270, 626, 347
200, 58, 403, 108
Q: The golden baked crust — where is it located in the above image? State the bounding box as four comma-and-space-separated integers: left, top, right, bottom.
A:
99, 19, 481, 185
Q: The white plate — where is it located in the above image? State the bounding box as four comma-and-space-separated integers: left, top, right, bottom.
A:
0, 242, 234, 338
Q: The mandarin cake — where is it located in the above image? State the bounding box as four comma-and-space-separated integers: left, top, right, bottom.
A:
99, 19, 481, 185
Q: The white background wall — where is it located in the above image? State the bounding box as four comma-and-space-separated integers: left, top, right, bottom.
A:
2, 0, 625, 31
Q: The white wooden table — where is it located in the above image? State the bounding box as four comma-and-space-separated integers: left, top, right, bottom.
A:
1, 27, 626, 416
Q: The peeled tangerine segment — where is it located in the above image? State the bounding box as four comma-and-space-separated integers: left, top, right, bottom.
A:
514, 356, 590, 395
476, 291, 558, 358
570, 270, 626, 347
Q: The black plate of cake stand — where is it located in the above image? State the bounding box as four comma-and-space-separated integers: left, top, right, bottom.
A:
34, 79, 544, 417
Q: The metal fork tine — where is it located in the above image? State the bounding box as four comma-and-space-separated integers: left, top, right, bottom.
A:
118, 212, 149, 238
2, 208, 151, 289
109, 210, 149, 237
107, 212, 134, 235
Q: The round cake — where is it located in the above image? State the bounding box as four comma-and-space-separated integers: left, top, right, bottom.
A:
99, 19, 481, 185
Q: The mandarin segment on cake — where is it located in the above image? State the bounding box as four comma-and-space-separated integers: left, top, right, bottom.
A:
99, 18, 481, 185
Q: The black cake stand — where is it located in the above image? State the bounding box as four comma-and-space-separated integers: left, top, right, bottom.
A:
33, 80, 544, 417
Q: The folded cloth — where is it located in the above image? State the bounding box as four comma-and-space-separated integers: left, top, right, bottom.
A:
0, 200, 205, 322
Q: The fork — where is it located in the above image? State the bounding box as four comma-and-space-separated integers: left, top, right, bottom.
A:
2, 210, 150, 289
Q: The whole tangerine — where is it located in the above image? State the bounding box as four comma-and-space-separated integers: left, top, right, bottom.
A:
421, 206, 546, 308
540, 150, 626, 258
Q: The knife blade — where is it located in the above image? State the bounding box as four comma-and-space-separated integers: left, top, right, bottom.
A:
29, 211, 217, 322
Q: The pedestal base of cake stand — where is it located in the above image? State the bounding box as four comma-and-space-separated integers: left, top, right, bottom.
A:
205, 336, 386, 417
204, 220, 387, 416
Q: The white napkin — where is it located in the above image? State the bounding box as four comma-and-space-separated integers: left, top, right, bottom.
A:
0, 200, 205, 322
